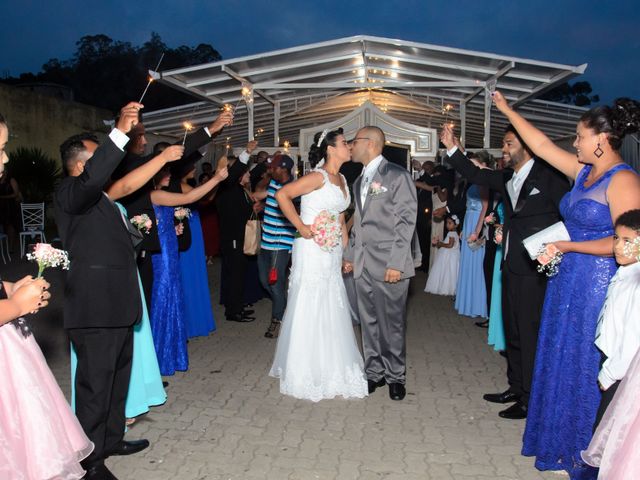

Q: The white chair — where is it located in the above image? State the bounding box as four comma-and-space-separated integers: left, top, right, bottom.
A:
19, 202, 47, 258
0, 232, 10, 264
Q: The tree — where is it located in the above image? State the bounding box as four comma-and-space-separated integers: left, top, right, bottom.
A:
1, 33, 222, 113
541, 81, 600, 106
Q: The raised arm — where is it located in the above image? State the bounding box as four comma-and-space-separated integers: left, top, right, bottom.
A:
492, 91, 580, 178
107, 145, 184, 200
151, 168, 229, 207
275, 172, 324, 239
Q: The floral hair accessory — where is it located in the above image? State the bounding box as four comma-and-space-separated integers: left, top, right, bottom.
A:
316, 129, 329, 147
450, 215, 460, 225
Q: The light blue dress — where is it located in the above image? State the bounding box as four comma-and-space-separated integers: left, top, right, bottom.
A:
487, 202, 505, 351
454, 184, 488, 318
71, 204, 166, 419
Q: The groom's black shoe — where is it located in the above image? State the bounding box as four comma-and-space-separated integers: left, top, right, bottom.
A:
498, 401, 527, 419
483, 389, 519, 404
226, 313, 255, 322
105, 439, 149, 457
367, 378, 385, 394
84, 464, 118, 479
388, 383, 406, 401
242, 308, 255, 316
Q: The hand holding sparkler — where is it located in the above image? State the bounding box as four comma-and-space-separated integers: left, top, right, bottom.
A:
116, 102, 144, 134
210, 111, 234, 133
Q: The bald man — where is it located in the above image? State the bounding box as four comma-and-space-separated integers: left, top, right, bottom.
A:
343, 126, 418, 401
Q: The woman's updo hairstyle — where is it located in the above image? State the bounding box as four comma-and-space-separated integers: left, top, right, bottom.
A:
308, 128, 344, 168
580, 98, 640, 151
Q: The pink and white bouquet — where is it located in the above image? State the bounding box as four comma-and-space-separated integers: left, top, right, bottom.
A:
494, 225, 503, 245
484, 213, 497, 226
130, 213, 153, 234
174, 207, 192, 223
26, 243, 70, 277
311, 210, 342, 252
536, 243, 563, 277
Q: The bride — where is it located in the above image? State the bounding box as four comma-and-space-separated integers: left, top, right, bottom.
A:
268, 128, 368, 401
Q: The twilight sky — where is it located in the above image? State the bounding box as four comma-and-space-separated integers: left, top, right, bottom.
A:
1, 0, 638, 105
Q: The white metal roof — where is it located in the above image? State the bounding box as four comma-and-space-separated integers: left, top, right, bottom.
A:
143, 35, 588, 149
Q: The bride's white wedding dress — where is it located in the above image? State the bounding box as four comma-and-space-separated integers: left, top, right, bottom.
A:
269, 169, 368, 401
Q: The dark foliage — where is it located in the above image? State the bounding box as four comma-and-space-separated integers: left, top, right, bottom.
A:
7, 147, 61, 203
541, 81, 600, 106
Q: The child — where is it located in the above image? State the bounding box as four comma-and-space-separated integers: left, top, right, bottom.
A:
582, 209, 640, 478
425, 215, 460, 296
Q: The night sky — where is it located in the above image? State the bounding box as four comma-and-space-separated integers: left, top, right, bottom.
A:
1, 0, 638, 105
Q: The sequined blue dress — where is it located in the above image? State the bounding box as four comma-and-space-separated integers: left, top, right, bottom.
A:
523, 164, 635, 479
151, 205, 188, 376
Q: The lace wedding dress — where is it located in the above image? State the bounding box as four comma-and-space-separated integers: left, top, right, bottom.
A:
269, 169, 368, 401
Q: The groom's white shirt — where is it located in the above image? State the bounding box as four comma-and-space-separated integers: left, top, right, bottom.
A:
360, 154, 384, 207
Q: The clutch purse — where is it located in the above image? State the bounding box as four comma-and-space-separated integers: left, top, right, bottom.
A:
522, 222, 570, 260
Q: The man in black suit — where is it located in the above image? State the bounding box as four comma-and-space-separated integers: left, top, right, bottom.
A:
55, 102, 149, 480
415, 161, 435, 270
113, 111, 233, 309
441, 124, 569, 420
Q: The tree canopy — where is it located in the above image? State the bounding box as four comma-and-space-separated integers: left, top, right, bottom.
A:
2, 32, 222, 113
541, 81, 600, 106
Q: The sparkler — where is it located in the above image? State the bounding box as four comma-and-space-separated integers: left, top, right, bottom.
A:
182, 122, 194, 145
138, 52, 165, 103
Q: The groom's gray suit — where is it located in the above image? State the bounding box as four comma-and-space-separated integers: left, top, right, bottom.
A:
344, 156, 417, 384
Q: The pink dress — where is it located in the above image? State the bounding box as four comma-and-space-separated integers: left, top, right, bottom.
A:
582, 349, 640, 479
0, 282, 93, 479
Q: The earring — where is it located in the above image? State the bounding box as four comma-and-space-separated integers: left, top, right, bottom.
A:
594, 142, 604, 158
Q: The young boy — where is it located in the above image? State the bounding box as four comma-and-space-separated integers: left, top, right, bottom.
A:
593, 209, 640, 427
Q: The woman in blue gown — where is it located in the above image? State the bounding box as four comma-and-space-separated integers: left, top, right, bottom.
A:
177, 166, 216, 338
487, 202, 505, 351
493, 91, 640, 479
455, 183, 489, 318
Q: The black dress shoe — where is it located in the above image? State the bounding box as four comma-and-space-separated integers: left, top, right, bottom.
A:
225, 313, 255, 322
498, 402, 527, 419
162, 381, 169, 388
483, 389, 519, 404
388, 383, 406, 401
242, 308, 255, 316
84, 464, 118, 480
475, 320, 489, 328
105, 439, 149, 457
367, 378, 385, 394
499, 351, 507, 358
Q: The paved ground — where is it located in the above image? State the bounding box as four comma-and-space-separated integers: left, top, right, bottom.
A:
2, 257, 560, 480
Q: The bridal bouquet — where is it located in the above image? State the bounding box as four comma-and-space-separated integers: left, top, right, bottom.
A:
26, 243, 70, 277
311, 210, 342, 252
174, 207, 192, 223
536, 244, 563, 277
130, 213, 153, 234
494, 225, 503, 245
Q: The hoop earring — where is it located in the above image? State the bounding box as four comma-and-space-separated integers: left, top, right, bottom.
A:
594, 142, 604, 158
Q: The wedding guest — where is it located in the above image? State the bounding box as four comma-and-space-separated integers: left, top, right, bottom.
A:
197, 172, 221, 263
259, 154, 296, 338
414, 160, 435, 269
149, 166, 228, 375
441, 123, 569, 421
55, 102, 150, 479
592, 209, 640, 427
487, 201, 506, 352
216, 160, 255, 322
455, 155, 490, 319
416, 165, 447, 272
424, 215, 460, 296
492, 91, 640, 478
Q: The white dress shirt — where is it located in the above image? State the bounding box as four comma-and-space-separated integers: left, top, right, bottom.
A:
506, 158, 535, 208
109, 128, 130, 151
360, 154, 384, 207
595, 261, 640, 390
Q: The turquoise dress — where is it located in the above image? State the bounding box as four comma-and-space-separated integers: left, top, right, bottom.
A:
487, 202, 505, 351
71, 203, 167, 418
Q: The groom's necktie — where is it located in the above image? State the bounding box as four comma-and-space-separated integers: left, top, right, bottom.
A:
361, 173, 372, 207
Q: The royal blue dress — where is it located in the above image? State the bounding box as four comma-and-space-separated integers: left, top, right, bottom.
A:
523, 164, 635, 479
151, 205, 188, 376
455, 184, 488, 318
487, 202, 505, 351
179, 210, 216, 338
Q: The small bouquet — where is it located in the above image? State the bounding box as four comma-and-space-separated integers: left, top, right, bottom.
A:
26, 243, 70, 278
484, 213, 497, 226
536, 244, 563, 277
494, 225, 503, 245
130, 213, 153, 234
311, 210, 342, 252
174, 207, 192, 223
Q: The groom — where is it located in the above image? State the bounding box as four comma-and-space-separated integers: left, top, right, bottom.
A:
343, 126, 417, 401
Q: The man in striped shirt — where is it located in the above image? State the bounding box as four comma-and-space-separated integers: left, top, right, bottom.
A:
258, 154, 296, 338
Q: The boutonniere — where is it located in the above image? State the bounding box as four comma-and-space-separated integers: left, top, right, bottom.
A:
368, 181, 388, 196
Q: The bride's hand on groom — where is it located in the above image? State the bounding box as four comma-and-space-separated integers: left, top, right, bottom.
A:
342, 260, 353, 274
297, 224, 313, 239
384, 268, 401, 283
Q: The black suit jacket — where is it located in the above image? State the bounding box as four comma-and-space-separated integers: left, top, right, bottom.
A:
115, 128, 212, 253
447, 149, 569, 276
55, 137, 142, 329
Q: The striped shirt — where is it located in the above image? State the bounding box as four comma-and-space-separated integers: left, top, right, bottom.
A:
261, 179, 296, 251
